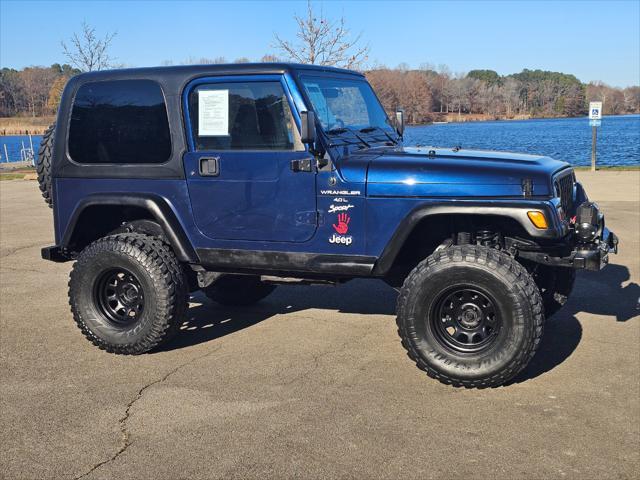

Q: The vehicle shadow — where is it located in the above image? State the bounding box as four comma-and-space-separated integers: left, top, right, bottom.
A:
512, 263, 638, 384
509, 312, 583, 385
161, 266, 638, 385
159, 279, 397, 352
567, 263, 640, 322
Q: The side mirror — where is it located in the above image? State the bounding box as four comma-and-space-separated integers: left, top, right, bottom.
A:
395, 109, 405, 137
300, 111, 316, 144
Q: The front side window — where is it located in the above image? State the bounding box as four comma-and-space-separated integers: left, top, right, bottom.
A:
68, 80, 171, 164
188, 81, 301, 151
300, 75, 393, 133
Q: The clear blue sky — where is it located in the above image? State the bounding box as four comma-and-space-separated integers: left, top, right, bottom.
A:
1, 0, 639, 87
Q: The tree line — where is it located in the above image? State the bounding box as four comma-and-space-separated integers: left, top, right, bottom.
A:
0, 64, 80, 118
1, 61, 637, 122
366, 66, 640, 124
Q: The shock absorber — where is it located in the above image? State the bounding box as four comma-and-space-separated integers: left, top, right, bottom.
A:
457, 232, 472, 245
476, 230, 494, 247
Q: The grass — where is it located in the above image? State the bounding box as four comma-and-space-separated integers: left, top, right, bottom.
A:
0, 166, 35, 181
0, 116, 55, 135
0, 173, 28, 180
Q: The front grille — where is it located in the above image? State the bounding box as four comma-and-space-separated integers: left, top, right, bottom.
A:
555, 171, 575, 214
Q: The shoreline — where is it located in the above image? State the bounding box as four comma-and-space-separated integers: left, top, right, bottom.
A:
410, 112, 640, 127
1, 113, 639, 135
0, 116, 55, 136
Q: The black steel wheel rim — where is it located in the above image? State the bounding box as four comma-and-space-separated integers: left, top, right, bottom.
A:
94, 268, 145, 326
430, 286, 501, 353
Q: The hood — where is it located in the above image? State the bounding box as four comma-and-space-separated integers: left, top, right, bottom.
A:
362, 146, 570, 198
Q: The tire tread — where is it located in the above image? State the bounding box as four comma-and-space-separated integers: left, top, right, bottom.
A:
396, 245, 544, 388
68, 233, 187, 354
36, 123, 55, 208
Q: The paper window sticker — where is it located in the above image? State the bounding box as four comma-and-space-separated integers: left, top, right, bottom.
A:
198, 89, 229, 136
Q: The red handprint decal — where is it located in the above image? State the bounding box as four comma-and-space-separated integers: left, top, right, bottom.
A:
332, 213, 351, 234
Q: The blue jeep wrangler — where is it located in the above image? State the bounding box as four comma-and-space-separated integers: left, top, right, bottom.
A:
38, 63, 618, 388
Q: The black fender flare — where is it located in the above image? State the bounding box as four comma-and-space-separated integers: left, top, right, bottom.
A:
372, 201, 566, 276
61, 193, 198, 263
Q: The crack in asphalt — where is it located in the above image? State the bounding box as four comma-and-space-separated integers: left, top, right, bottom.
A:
1, 265, 47, 275
0, 241, 47, 259
279, 325, 377, 387
73, 345, 224, 480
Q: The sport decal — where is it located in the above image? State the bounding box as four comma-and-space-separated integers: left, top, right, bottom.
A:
328, 203, 354, 214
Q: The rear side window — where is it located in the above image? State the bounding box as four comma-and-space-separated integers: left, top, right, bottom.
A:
68, 80, 171, 164
187, 81, 301, 151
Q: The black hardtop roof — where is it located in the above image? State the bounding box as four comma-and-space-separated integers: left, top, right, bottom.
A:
74, 62, 365, 82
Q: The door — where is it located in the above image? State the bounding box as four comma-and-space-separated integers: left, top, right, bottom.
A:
183, 76, 317, 242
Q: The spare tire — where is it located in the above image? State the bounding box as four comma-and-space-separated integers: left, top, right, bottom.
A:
36, 123, 55, 208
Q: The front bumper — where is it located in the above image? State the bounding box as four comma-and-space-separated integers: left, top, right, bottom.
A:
518, 202, 619, 272
519, 228, 618, 271
567, 227, 618, 271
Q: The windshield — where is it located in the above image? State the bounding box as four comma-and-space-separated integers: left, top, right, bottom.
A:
300, 75, 394, 134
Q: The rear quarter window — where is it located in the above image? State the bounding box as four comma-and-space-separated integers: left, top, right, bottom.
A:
68, 79, 171, 164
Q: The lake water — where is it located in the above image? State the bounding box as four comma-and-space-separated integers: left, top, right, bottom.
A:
1, 115, 638, 166
405, 114, 640, 167
0, 134, 41, 165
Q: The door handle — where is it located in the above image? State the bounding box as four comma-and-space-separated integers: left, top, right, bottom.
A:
199, 157, 220, 176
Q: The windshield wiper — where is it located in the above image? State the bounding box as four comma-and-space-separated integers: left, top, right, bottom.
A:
327, 127, 349, 135
325, 127, 370, 148
359, 126, 398, 145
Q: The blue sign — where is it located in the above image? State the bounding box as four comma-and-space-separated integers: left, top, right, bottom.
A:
589, 119, 601, 127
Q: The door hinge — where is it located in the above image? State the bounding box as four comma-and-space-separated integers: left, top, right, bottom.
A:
291, 158, 312, 172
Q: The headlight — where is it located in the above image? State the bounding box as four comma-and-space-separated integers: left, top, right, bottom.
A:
575, 202, 603, 243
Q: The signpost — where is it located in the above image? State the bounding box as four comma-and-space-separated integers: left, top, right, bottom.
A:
589, 101, 602, 171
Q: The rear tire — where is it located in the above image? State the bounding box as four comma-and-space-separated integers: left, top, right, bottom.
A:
36, 123, 55, 208
203, 275, 276, 306
396, 245, 544, 388
69, 233, 187, 354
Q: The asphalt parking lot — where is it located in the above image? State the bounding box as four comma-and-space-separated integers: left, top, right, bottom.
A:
1, 171, 639, 480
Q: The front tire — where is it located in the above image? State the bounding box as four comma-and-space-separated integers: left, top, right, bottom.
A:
396, 245, 544, 388
69, 233, 187, 354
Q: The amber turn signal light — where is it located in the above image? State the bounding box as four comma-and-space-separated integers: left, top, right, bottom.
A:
527, 211, 548, 229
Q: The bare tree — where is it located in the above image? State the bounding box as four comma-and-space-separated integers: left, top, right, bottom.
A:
366, 68, 401, 114
501, 78, 521, 117
623, 86, 640, 112
399, 71, 431, 123
0, 69, 25, 116
260, 54, 281, 63
47, 76, 68, 113
273, 0, 369, 69
20, 67, 56, 116
61, 22, 116, 72
179, 56, 227, 65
